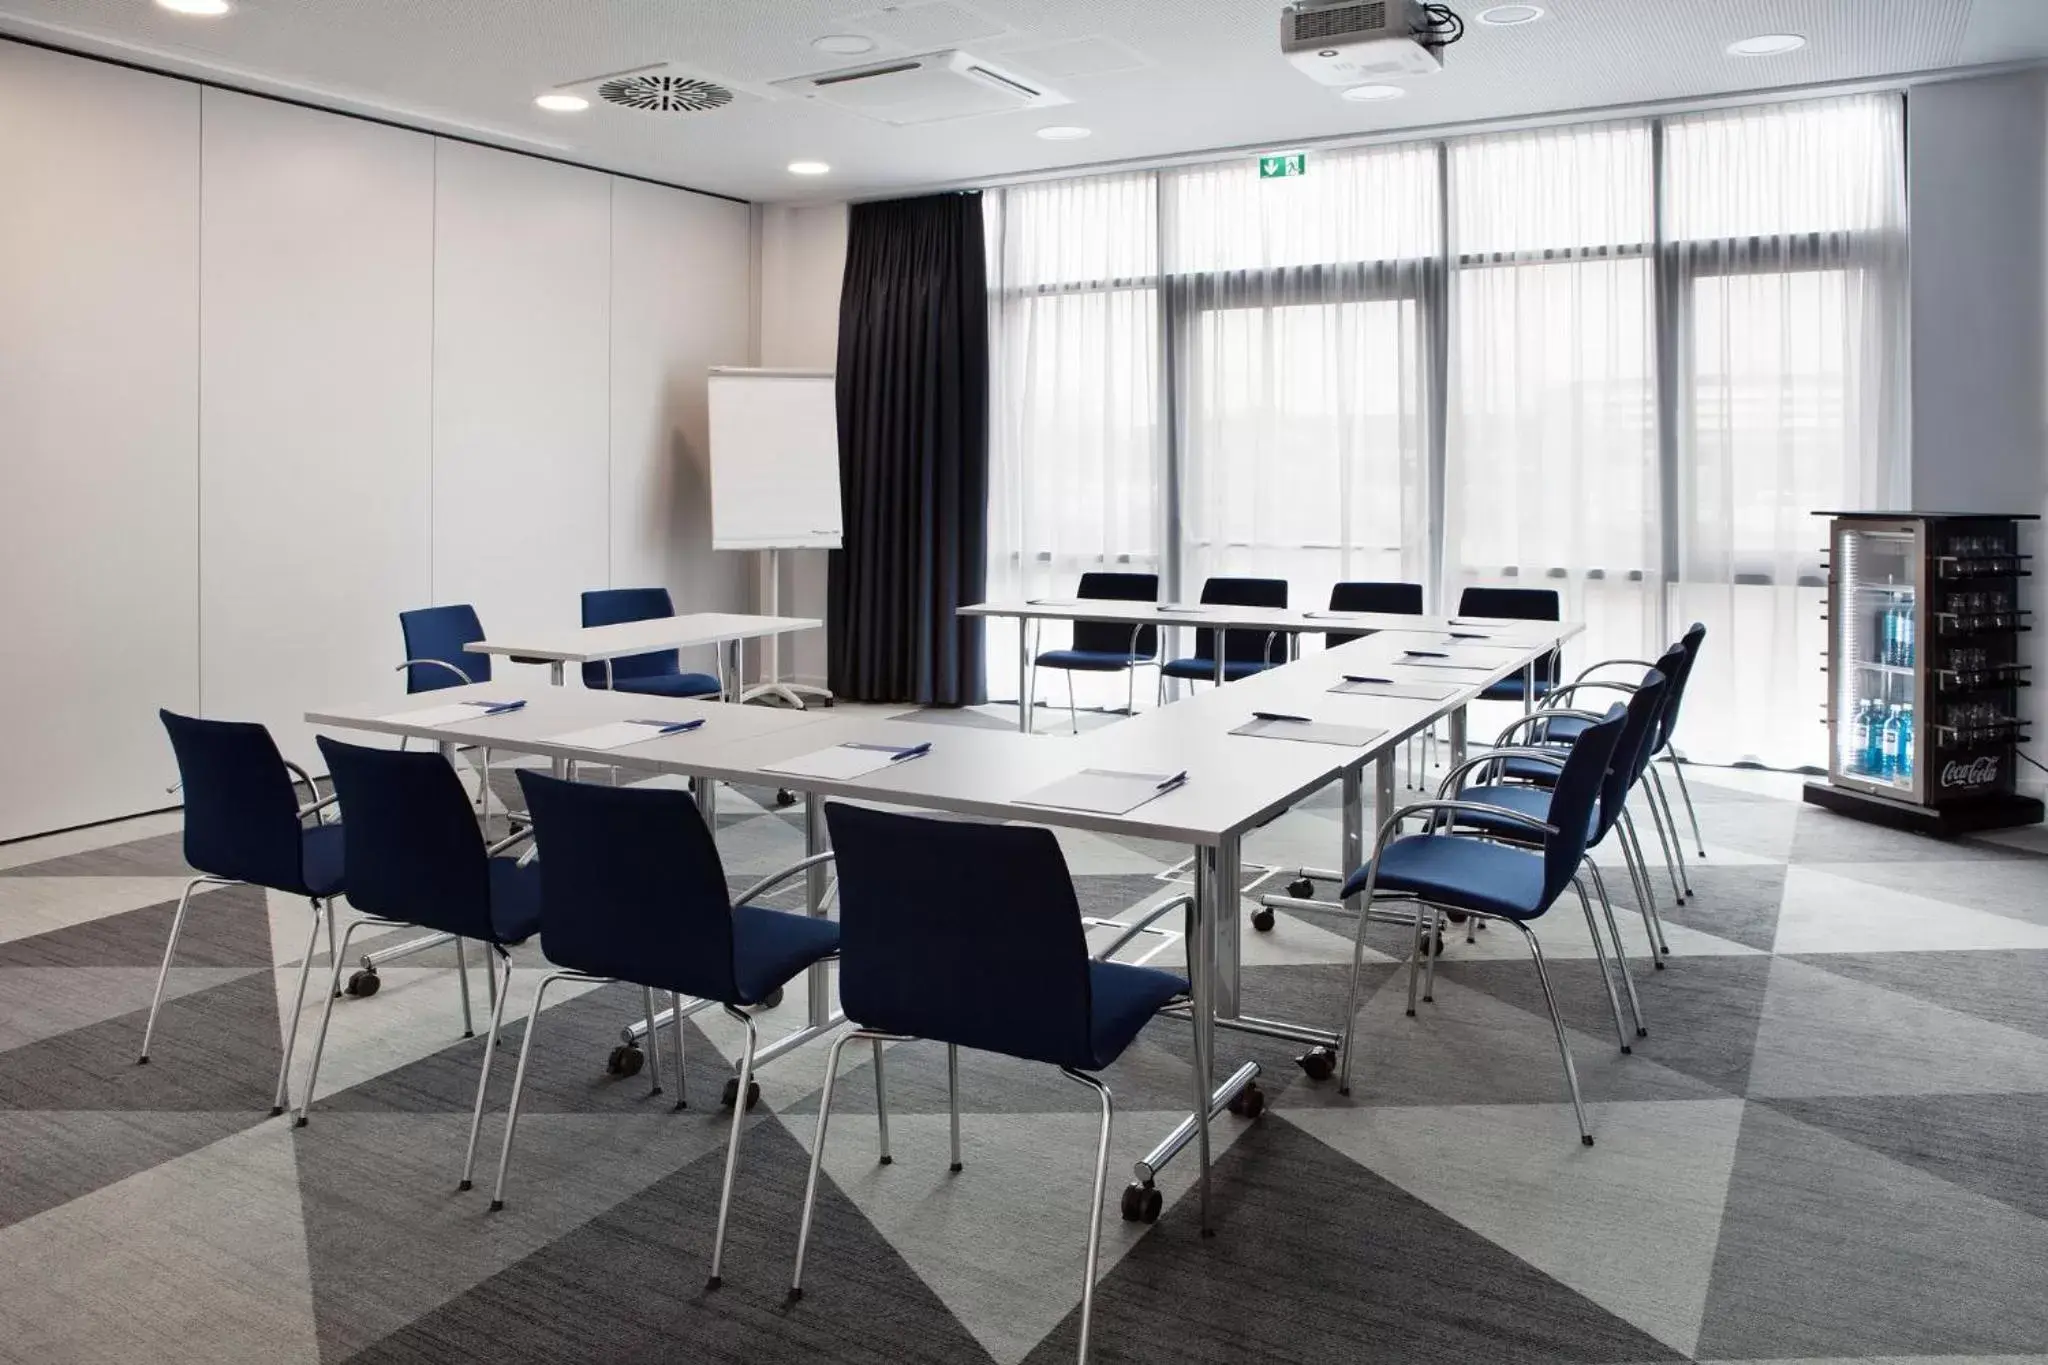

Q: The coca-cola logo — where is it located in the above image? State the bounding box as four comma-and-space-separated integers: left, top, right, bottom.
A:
1940, 755, 2000, 789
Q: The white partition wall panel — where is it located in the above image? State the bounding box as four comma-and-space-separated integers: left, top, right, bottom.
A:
0, 45, 199, 841
431, 141, 611, 648
608, 180, 753, 675
198, 91, 435, 769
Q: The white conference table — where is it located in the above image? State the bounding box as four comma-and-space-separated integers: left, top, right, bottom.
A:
959, 598, 1565, 731
468, 612, 824, 699
306, 614, 1574, 1232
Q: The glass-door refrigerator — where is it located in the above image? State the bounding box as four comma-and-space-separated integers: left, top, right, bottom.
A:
1806, 512, 2043, 835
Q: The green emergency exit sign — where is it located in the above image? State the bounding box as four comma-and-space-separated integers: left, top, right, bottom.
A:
1259, 152, 1308, 179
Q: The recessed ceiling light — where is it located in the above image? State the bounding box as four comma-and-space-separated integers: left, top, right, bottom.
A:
1035, 125, 1093, 141
534, 93, 590, 113
1341, 84, 1406, 102
155, 0, 231, 14
788, 160, 832, 176
813, 34, 876, 56
1478, 4, 1545, 24
1727, 33, 1806, 56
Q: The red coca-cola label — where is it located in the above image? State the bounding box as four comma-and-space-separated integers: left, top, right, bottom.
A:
1940, 755, 2000, 789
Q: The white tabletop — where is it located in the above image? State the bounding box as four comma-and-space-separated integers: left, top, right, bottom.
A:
467, 612, 823, 664
961, 598, 1573, 644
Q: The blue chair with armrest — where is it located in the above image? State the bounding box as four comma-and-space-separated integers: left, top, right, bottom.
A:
1159, 576, 1290, 696
1458, 585, 1561, 706
150, 711, 344, 1117
294, 738, 545, 1195
789, 803, 1189, 1363
493, 771, 840, 1289
580, 587, 723, 699
1033, 570, 1160, 730
1332, 707, 1631, 1145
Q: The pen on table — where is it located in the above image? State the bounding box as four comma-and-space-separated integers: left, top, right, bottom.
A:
1154, 770, 1189, 792
1446, 631, 1490, 640
1402, 650, 1449, 659
1343, 675, 1395, 685
888, 742, 933, 763
629, 717, 703, 735
477, 700, 526, 715
1252, 711, 1312, 723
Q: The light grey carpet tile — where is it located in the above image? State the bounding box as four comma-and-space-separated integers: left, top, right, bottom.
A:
0, 966, 258, 1052
1784, 949, 2048, 1042
1650, 862, 1790, 954
1767, 1093, 2048, 1224
0, 881, 273, 969
1789, 806, 2039, 865
0, 827, 191, 878
0, 1109, 264, 1231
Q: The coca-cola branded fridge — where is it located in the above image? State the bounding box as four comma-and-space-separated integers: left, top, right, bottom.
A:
1804, 512, 2043, 835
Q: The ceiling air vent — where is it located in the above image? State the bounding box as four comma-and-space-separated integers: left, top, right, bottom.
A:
771, 50, 1067, 125
552, 62, 760, 115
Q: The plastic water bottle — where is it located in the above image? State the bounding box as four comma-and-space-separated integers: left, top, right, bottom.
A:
1896, 606, 1914, 669
1867, 703, 1893, 778
1882, 705, 1905, 782
1894, 704, 1914, 782
1850, 700, 1873, 773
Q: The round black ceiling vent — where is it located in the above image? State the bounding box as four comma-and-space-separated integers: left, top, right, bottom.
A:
596, 74, 735, 113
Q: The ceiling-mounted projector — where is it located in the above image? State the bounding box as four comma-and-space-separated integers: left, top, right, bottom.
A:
1281, 0, 1463, 85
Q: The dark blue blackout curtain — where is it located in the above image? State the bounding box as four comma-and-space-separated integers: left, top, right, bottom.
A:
828, 192, 989, 705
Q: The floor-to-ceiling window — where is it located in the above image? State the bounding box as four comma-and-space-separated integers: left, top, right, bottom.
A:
983, 93, 1907, 765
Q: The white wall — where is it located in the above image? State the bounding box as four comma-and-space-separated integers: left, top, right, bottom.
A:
753, 202, 849, 685
0, 43, 200, 842
0, 39, 753, 840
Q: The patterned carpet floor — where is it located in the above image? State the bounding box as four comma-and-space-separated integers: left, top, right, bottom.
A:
2, 703, 2047, 1364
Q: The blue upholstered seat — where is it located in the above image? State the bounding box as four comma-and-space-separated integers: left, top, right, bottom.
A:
732, 906, 844, 1006
300, 823, 348, 899
1087, 959, 1194, 1065
1342, 832, 1551, 920
1036, 648, 1153, 672
581, 586, 723, 699
603, 669, 725, 698
1160, 656, 1281, 682
1448, 782, 1599, 845
485, 857, 545, 944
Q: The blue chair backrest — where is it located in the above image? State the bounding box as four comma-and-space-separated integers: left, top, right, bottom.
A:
1326, 580, 1423, 648
316, 737, 495, 940
826, 802, 1093, 1069
1459, 585, 1561, 685
399, 604, 491, 693
1654, 622, 1707, 752
1597, 664, 1672, 838
514, 771, 740, 999
1072, 571, 1159, 659
1194, 577, 1289, 665
1538, 705, 1628, 904
581, 587, 679, 688
160, 710, 306, 892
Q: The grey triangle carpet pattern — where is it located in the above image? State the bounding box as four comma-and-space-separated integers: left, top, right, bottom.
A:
3, 742, 2047, 1365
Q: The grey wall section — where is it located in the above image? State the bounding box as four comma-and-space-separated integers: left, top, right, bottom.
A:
0, 39, 754, 841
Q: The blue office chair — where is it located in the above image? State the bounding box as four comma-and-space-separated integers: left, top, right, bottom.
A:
494, 771, 840, 1289
790, 803, 1188, 1360
1332, 707, 1630, 1145
580, 587, 722, 699
1518, 623, 1708, 906
1458, 585, 1561, 706
396, 603, 545, 830
1160, 576, 1290, 694
1033, 571, 1160, 730
1321, 580, 1424, 649
149, 711, 345, 1117
293, 738, 544, 1190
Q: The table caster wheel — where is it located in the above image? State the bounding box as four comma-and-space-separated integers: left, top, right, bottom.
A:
1226, 1082, 1266, 1120
1250, 906, 1276, 933
1120, 1181, 1162, 1224
1295, 1046, 1336, 1081
1286, 876, 1314, 899
345, 968, 380, 998
721, 1077, 761, 1111
758, 986, 786, 1010
607, 1044, 644, 1078
774, 788, 797, 809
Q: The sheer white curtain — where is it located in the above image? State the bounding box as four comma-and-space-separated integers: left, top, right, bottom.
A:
984, 173, 1162, 707
1666, 95, 1908, 766
1444, 120, 1660, 679
1168, 144, 1439, 612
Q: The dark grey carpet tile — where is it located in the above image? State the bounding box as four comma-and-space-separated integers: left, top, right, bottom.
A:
1073, 872, 1186, 919
348, 1118, 1002, 1365
907, 706, 1021, 733
1033, 1117, 1685, 1365
1649, 863, 1788, 953
0, 881, 276, 969
1787, 949, 2048, 1041
1696, 1102, 2048, 1360
1796, 854, 2048, 927
0, 830, 193, 877
1791, 805, 2035, 864
0, 971, 282, 1111
0, 1110, 263, 1230
1768, 1093, 2048, 1223
310, 984, 748, 1116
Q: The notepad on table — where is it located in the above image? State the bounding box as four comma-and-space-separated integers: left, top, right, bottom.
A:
1397, 650, 1507, 675
379, 699, 526, 727
1017, 768, 1188, 815
764, 740, 932, 781
1329, 677, 1459, 701
1230, 714, 1385, 748
546, 718, 704, 751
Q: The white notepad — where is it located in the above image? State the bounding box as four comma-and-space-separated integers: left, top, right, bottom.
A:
547, 719, 702, 751
1230, 716, 1385, 748
1394, 653, 1501, 677
1017, 768, 1188, 815
764, 741, 929, 781
1329, 678, 1460, 701
378, 700, 523, 728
